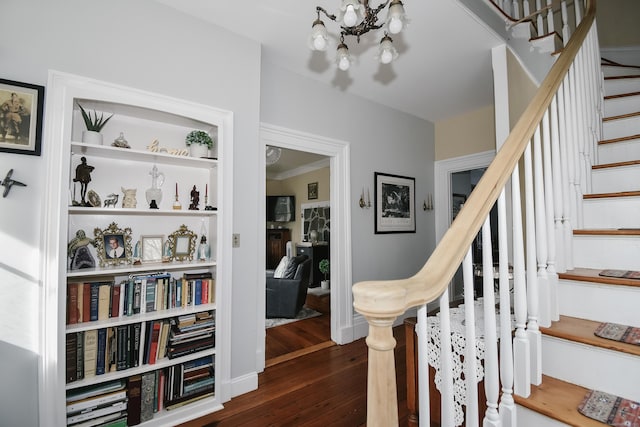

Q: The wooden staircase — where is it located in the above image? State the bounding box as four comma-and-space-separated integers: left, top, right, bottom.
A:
514, 61, 640, 425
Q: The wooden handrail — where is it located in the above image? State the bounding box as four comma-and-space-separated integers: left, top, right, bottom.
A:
352, 0, 596, 425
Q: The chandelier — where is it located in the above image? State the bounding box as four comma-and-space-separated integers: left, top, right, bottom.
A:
308, 0, 408, 71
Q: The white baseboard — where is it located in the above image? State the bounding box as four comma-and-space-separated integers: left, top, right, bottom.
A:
230, 371, 258, 398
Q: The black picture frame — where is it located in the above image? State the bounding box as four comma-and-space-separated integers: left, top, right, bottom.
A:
0, 78, 44, 156
308, 182, 318, 200
374, 172, 416, 234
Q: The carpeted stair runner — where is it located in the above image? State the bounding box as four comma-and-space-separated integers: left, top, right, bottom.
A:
594, 322, 640, 346
578, 389, 640, 426
598, 269, 640, 279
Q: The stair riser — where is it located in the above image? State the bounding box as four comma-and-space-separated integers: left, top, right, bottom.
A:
591, 164, 640, 193
583, 197, 640, 228
602, 66, 640, 78
541, 336, 640, 402
572, 235, 640, 270
557, 279, 640, 327
603, 115, 640, 140
597, 138, 640, 163
604, 77, 640, 97
515, 406, 570, 427
604, 94, 640, 117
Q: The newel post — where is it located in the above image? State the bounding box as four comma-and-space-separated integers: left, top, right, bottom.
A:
363, 315, 399, 427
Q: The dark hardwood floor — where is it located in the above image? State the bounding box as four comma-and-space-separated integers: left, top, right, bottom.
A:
178, 323, 409, 427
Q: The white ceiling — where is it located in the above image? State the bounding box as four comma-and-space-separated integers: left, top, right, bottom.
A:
155, 0, 505, 123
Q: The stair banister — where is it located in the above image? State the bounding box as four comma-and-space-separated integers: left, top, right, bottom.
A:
352, 0, 596, 425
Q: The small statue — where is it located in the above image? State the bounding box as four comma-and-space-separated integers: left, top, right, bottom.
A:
103, 193, 119, 208
67, 229, 97, 270
121, 187, 137, 209
189, 185, 200, 210
111, 132, 130, 149
73, 156, 94, 206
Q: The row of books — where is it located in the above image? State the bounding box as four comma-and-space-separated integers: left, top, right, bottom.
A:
67, 272, 215, 325
66, 356, 215, 426
65, 310, 215, 384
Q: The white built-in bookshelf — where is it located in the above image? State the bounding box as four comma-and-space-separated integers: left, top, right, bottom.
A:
42, 71, 233, 426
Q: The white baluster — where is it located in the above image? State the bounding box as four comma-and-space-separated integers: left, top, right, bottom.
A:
568, 64, 584, 229
546, 0, 555, 33
416, 304, 431, 427
512, 0, 520, 19
497, 189, 516, 427
533, 124, 551, 328
559, 78, 574, 270
536, 0, 544, 36
561, 1, 570, 45
462, 250, 479, 427
542, 108, 560, 322
511, 164, 531, 397
524, 142, 542, 385
481, 219, 500, 427
438, 291, 455, 427
550, 92, 566, 276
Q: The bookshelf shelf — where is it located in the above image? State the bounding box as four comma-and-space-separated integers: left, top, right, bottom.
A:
47, 72, 232, 427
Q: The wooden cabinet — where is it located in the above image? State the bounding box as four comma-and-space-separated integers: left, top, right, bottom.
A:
296, 244, 329, 288
266, 229, 291, 269
43, 72, 232, 426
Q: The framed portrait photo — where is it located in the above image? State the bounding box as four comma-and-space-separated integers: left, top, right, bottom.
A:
0, 78, 44, 156
374, 172, 416, 234
94, 222, 133, 267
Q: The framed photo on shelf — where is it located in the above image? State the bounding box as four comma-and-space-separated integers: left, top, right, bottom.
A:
374, 172, 416, 234
94, 222, 133, 267
168, 224, 196, 262
0, 78, 45, 156
141, 235, 163, 263
308, 182, 318, 200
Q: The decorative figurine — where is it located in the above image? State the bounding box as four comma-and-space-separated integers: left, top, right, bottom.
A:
121, 187, 137, 209
173, 183, 182, 210
67, 229, 97, 270
73, 156, 94, 206
204, 183, 215, 211
189, 185, 200, 210
111, 132, 130, 149
145, 165, 164, 209
162, 239, 172, 262
103, 193, 119, 208
197, 219, 210, 261
133, 240, 142, 265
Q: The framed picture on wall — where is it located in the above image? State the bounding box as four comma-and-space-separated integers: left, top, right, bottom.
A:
308, 182, 318, 200
0, 78, 45, 156
374, 172, 416, 234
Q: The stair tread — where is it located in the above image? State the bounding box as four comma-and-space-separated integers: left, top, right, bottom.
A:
592, 159, 640, 169
560, 267, 640, 288
574, 228, 640, 236
541, 315, 640, 357
604, 91, 640, 100
599, 133, 640, 144
605, 74, 640, 80
603, 110, 640, 121
515, 375, 606, 427
584, 190, 640, 199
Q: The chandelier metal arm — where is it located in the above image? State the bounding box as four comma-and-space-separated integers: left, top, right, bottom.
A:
316, 1, 391, 42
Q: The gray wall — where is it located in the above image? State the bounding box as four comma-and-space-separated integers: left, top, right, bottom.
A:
0, 0, 435, 423
261, 60, 436, 283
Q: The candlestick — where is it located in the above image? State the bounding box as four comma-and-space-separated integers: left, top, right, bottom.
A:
173, 182, 182, 210
175, 183, 178, 197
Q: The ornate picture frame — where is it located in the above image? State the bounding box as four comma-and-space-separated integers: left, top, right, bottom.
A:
141, 235, 164, 263
308, 182, 318, 200
374, 172, 416, 234
94, 222, 133, 267
167, 224, 196, 262
0, 78, 45, 156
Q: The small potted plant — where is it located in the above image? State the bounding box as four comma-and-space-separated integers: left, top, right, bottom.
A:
319, 258, 330, 290
185, 130, 214, 158
77, 102, 113, 145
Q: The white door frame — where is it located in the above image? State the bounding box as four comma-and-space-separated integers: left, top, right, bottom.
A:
434, 151, 495, 297
257, 123, 353, 371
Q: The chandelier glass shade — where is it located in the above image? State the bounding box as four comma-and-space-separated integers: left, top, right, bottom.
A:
309, 0, 407, 71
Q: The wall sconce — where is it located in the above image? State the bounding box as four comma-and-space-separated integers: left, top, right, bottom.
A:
359, 187, 371, 209
423, 193, 433, 211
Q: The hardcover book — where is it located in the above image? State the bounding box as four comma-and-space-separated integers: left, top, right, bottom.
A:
127, 374, 143, 426
140, 372, 156, 422
83, 329, 98, 378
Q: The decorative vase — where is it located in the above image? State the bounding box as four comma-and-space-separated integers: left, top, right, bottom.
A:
189, 143, 209, 158
82, 130, 103, 145
145, 165, 165, 209
321, 280, 330, 290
